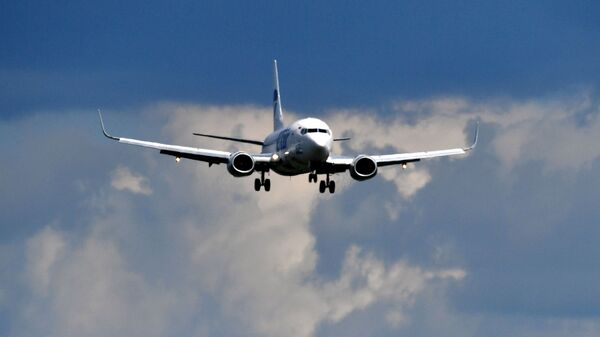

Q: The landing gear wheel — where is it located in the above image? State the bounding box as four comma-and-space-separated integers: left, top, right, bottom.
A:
328, 180, 336, 194
255, 171, 271, 192
319, 180, 326, 193
254, 178, 261, 191
308, 173, 317, 183
318, 173, 336, 194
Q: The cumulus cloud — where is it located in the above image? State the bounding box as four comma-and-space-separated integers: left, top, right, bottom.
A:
12, 104, 469, 337
110, 166, 153, 195
10, 91, 600, 337
324, 107, 473, 198
321, 246, 464, 324
156, 103, 465, 337
390, 92, 600, 173
26, 226, 66, 296
23, 226, 178, 337
379, 167, 432, 199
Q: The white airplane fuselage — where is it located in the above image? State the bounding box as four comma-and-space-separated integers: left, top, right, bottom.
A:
261, 117, 333, 175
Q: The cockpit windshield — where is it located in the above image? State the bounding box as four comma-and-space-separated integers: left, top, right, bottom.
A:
301, 128, 330, 135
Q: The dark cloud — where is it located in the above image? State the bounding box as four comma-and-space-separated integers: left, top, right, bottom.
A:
2, 1, 600, 116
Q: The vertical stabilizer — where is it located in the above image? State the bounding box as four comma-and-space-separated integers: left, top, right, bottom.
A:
273, 60, 284, 131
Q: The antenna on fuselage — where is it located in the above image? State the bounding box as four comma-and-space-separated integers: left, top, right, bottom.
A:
273, 60, 284, 131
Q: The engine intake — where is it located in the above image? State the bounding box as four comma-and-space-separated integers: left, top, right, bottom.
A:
227, 151, 255, 177
350, 155, 378, 181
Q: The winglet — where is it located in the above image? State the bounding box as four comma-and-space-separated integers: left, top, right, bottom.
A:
464, 121, 479, 151
97, 109, 120, 141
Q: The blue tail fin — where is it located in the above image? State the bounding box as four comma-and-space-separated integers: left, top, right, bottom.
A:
273, 60, 284, 131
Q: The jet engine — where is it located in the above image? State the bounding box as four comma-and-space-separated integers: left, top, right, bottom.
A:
350, 155, 378, 181
227, 151, 255, 177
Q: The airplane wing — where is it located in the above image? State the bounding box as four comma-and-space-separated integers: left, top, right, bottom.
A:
98, 110, 271, 166
323, 122, 479, 171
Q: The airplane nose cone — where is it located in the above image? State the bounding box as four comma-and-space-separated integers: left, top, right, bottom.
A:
314, 144, 329, 160
307, 135, 330, 161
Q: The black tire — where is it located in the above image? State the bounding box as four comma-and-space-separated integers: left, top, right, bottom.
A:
264, 179, 271, 192
329, 180, 336, 194
254, 178, 261, 191
319, 180, 326, 193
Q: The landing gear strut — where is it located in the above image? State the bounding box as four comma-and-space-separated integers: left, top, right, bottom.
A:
318, 174, 335, 194
254, 171, 271, 192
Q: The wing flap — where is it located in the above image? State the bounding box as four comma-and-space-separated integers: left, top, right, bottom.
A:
158, 150, 226, 164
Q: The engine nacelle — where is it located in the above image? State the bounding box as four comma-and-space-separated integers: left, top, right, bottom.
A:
350, 155, 378, 181
227, 151, 255, 177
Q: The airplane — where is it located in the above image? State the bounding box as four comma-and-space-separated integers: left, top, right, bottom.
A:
98, 60, 478, 194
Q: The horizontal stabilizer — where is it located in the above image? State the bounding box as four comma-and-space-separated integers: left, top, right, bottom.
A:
193, 133, 264, 146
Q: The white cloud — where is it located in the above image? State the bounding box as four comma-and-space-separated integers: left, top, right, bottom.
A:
16, 92, 600, 337
380, 166, 432, 199
390, 92, 600, 173
49, 237, 177, 337
110, 166, 153, 195
321, 246, 464, 324
325, 108, 472, 198
161, 105, 466, 337
26, 226, 66, 296
23, 225, 180, 337
17, 104, 467, 337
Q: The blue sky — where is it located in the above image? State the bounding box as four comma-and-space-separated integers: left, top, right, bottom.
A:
2, 1, 600, 337
3, 1, 600, 115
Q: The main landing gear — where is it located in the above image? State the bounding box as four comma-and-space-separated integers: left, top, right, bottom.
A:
309, 172, 335, 194
254, 171, 271, 192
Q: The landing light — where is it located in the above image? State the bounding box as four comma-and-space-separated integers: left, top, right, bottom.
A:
402, 163, 407, 169
175, 157, 181, 163
271, 153, 280, 162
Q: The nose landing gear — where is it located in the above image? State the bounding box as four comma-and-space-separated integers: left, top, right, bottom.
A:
254, 171, 271, 192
